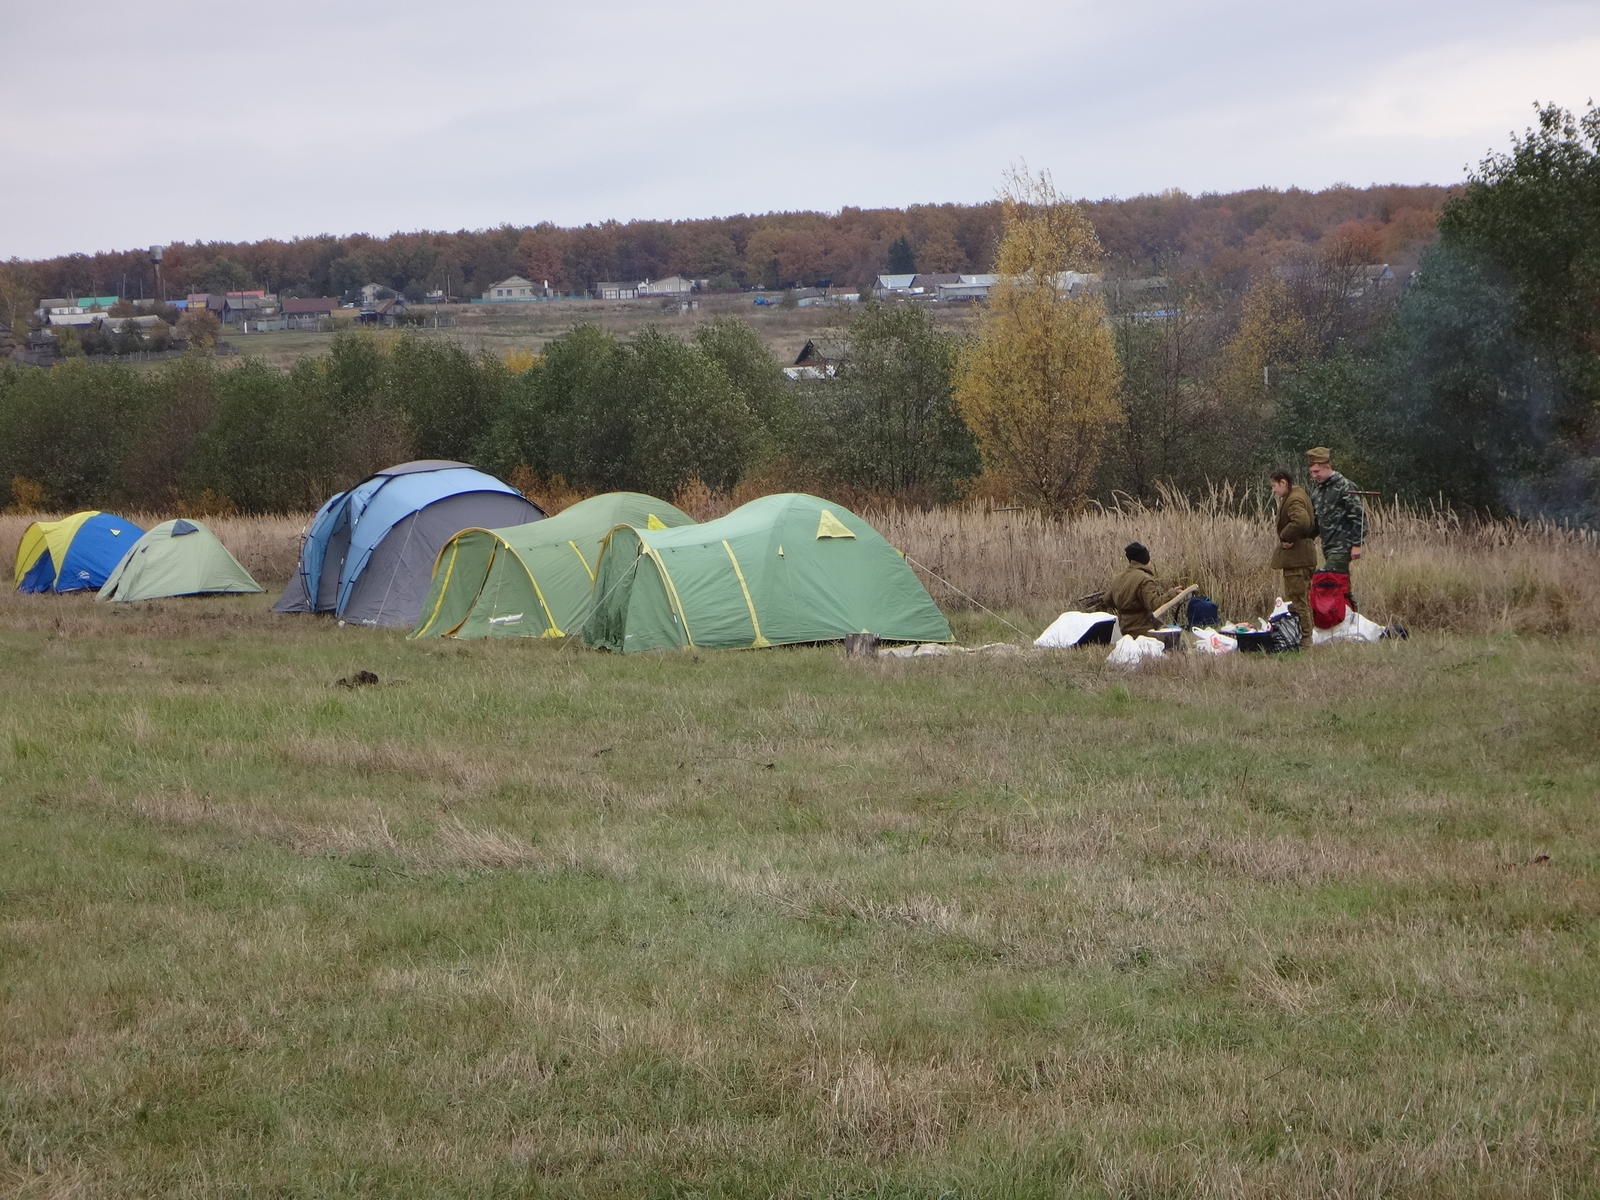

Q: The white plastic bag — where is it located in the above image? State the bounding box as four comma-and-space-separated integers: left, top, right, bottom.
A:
1107, 634, 1166, 666
1190, 627, 1238, 655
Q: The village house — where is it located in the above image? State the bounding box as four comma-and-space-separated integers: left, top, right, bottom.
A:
783, 337, 848, 380
358, 297, 408, 327
101, 315, 170, 340
281, 297, 340, 328
637, 276, 700, 296
481, 275, 545, 301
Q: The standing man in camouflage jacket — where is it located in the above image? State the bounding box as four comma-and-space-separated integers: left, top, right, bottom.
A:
1306, 446, 1366, 577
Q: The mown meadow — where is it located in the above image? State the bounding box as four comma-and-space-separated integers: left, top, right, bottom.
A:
3, 501, 1598, 1197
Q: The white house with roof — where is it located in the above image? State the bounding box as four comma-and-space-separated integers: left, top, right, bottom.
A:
482, 275, 544, 301
637, 275, 699, 296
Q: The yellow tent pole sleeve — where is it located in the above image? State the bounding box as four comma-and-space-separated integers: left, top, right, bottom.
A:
568, 540, 595, 581
34, 511, 102, 588
413, 538, 463, 638
722, 540, 771, 648
645, 545, 695, 648
14, 525, 47, 587
514, 554, 562, 636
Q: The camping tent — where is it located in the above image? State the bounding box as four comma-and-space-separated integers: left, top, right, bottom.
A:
580, 492, 951, 652
412, 491, 694, 639
14, 511, 144, 593
97, 519, 262, 602
274, 460, 544, 627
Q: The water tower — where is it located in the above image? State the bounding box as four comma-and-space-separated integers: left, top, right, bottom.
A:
150, 245, 165, 303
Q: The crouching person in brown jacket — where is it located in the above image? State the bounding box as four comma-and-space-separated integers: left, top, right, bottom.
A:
1107, 541, 1169, 638
1270, 468, 1316, 633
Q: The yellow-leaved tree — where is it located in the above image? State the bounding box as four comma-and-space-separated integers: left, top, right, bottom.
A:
1216, 275, 1311, 418
956, 167, 1122, 513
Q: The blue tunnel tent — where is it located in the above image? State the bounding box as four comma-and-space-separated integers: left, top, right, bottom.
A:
14, 511, 145, 593
274, 461, 545, 627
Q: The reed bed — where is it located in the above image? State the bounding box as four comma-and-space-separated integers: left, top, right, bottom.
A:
878, 491, 1600, 636
4, 493, 1594, 636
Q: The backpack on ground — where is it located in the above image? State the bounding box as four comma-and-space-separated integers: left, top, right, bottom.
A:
1186, 594, 1218, 628
1310, 570, 1352, 629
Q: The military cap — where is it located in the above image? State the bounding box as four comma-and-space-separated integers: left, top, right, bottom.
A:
1305, 446, 1332, 464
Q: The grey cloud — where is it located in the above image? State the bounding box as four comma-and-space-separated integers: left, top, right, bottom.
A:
3, 1, 1599, 257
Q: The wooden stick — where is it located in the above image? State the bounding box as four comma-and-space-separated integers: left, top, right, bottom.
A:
1152, 583, 1198, 622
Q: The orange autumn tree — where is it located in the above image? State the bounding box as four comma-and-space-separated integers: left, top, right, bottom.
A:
956, 167, 1122, 513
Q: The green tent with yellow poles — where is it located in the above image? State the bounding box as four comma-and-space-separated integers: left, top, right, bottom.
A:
580, 493, 951, 652
411, 492, 693, 639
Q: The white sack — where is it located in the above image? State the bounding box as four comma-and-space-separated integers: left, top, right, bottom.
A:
1311, 609, 1387, 645
1107, 634, 1166, 666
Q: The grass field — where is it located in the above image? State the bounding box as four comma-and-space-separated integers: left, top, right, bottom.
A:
3, 507, 1598, 1196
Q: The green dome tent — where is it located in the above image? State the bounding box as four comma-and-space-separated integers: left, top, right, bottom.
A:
580, 493, 951, 653
97, 519, 262, 602
411, 492, 695, 639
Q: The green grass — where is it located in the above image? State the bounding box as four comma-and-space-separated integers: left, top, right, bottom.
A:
205, 294, 980, 370
2, 593, 1597, 1197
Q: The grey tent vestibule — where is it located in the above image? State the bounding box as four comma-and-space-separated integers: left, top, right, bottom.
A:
274, 460, 545, 628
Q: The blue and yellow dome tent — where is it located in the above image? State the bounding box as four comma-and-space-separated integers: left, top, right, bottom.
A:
14, 511, 144, 593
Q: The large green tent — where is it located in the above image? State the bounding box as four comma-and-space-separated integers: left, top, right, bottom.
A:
97, 519, 262, 602
411, 492, 694, 639
580, 493, 951, 652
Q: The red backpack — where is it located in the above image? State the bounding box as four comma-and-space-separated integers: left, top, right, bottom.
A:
1310, 570, 1351, 629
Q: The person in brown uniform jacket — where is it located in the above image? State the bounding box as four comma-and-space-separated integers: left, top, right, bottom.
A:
1106, 541, 1168, 638
1269, 468, 1316, 633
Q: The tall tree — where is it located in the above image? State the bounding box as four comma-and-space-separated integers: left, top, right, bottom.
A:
0, 359, 144, 507
885, 234, 916, 275
1104, 297, 1226, 497
515, 224, 566, 292
1435, 100, 1600, 446
691, 318, 792, 447
621, 327, 754, 495
955, 168, 1122, 511
1374, 245, 1561, 512
825, 303, 978, 501
0, 259, 40, 335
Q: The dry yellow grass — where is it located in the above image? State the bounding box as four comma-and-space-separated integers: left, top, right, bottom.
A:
5, 493, 1594, 635
875, 491, 1599, 635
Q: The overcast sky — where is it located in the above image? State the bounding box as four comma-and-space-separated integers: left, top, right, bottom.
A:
4, 1, 1596, 260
